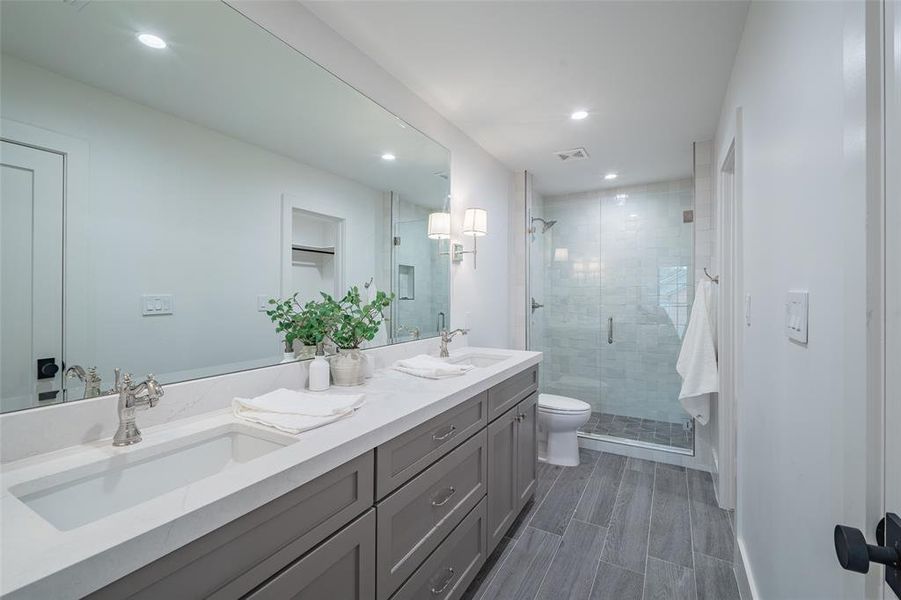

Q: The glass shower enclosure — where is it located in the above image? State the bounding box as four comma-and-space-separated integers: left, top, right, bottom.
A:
527, 179, 695, 454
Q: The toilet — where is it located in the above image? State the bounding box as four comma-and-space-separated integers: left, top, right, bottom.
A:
537, 393, 592, 466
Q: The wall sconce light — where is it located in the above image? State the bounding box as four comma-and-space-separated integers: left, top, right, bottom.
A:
427, 212, 451, 239
452, 208, 488, 268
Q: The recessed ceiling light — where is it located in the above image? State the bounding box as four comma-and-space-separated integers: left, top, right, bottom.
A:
570, 110, 589, 120
604, 172, 618, 180
381, 153, 396, 161
137, 33, 167, 49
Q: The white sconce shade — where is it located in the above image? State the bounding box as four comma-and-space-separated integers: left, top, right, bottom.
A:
427, 212, 451, 239
462, 208, 488, 237
553, 247, 569, 262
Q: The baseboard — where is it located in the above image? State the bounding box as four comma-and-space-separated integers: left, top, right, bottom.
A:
735, 535, 758, 600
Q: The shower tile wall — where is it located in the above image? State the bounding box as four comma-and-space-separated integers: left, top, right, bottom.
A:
538, 179, 693, 424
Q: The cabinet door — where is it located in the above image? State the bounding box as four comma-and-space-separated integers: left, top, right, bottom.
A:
486, 405, 517, 554
515, 392, 538, 511
246, 509, 375, 600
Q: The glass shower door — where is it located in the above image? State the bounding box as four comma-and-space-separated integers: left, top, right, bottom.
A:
593, 181, 695, 452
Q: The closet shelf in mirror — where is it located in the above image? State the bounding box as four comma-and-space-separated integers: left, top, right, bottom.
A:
292, 244, 336, 255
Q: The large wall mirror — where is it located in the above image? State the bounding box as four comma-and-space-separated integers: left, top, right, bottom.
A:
0, 1, 451, 413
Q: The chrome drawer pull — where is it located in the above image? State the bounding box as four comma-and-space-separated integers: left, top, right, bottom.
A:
432, 425, 457, 442
430, 567, 456, 595
431, 486, 457, 507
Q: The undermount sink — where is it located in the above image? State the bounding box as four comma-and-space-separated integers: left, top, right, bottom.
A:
10, 424, 295, 531
446, 353, 511, 368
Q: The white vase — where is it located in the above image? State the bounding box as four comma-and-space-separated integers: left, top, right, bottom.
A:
330, 348, 365, 386
362, 352, 374, 378
281, 351, 296, 363
308, 355, 330, 391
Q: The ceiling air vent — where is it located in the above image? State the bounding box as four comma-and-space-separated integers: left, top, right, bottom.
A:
554, 147, 590, 162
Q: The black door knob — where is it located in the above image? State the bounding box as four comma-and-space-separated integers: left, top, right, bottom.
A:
36, 357, 59, 380
835, 521, 900, 574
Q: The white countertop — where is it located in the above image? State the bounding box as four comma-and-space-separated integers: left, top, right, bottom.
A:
0, 347, 541, 599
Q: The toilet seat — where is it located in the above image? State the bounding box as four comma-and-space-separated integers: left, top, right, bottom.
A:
538, 394, 591, 414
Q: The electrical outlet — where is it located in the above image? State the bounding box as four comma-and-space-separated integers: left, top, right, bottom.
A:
141, 294, 174, 316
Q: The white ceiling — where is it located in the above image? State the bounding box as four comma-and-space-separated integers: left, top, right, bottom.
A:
0, 0, 450, 207
305, 1, 749, 195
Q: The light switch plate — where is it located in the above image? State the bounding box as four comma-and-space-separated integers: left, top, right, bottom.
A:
785, 290, 808, 344
141, 294, 174, 316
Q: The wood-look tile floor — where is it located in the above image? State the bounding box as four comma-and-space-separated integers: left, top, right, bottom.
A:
462, 450, 740, 600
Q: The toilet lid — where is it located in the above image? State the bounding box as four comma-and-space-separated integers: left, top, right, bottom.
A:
538, 393, 591, 413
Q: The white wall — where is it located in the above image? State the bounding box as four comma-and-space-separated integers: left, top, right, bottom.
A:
1, 56, 387, 385
713, 2, 869, 598
230, 1, 514, 349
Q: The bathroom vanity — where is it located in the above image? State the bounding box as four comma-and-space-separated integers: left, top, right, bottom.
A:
0, 349, 541, 599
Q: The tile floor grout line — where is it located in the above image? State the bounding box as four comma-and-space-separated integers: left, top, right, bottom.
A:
640, 461, 658, 600
532, 518, 570, 600
686, 467, 701, 600
597, 452, 630, 567
584, 514, 611, 600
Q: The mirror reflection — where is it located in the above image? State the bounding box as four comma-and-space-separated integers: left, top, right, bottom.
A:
0, 0, 451, 413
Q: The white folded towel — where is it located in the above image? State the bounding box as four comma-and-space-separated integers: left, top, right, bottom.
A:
233, 388, 365, 434
677, 279, 718, 425
392, 354, 474, 379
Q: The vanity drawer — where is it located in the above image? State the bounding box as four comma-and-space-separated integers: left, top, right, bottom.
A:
245, 509, 375, 600
487, 365, 538, 422
376, 430, 487, 600
376, 391, 487, 498
390, 497, 487, 600
88, 451, 374, 600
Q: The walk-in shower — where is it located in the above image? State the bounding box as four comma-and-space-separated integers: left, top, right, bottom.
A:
527, 179, 695, 454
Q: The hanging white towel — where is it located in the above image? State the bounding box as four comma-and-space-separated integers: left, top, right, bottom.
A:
676, 279, 718, 425
233, 388, 365, 434
392, 354, 474, 379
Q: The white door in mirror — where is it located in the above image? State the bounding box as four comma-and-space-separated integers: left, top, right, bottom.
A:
0, 141, 64, 412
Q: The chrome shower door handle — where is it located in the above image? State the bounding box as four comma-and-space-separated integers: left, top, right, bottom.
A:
607, 317, 614, 344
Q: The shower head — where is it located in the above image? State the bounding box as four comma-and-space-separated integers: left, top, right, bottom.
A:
530, 217, 558, 234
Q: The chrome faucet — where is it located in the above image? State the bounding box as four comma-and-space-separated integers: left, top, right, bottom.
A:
112, 369, 164, 446
439, 328, 469, 358
65, 365, 103, 399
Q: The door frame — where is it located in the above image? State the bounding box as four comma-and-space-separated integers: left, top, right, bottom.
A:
0, 119, 89, 404
880, 0, 900, 597
716, 123, 741, 511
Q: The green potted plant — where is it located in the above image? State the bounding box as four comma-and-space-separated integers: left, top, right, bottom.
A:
265, 294, 303, 361
266, 294, 338, 361
325, 286, 394, 386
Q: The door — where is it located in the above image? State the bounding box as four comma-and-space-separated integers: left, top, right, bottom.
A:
0, 140, 64, 413
515, 392, 538, 510
486, 405, 517, 553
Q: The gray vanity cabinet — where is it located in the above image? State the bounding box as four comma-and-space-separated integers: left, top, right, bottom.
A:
486, 391, 539, 554
486, 365, 538, 422
245, 509, 375, 600
375, 430, 487, 600
515, 392, 538, 508
86, 451, 374, 600
375, 391, 487, 499
82, 365, 539, 600
486, 404, 518, 552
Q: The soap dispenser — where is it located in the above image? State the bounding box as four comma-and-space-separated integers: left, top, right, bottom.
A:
308, 343, 330, 391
